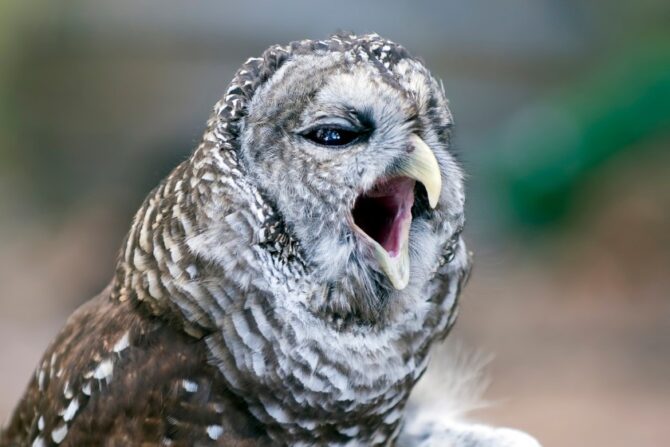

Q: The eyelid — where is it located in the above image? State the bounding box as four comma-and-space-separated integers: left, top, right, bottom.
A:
295, 117, 359, 135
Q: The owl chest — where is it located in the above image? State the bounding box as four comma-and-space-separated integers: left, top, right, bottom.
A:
211, 303, 429, 445
248, 356, 419, 446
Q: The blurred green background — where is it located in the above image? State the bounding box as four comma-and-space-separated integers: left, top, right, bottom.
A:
1, 1, 668, 446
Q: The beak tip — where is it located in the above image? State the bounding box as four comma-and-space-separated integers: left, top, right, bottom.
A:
428, 193, 439, 209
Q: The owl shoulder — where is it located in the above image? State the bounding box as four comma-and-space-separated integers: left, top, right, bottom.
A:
1, 286, 269, 446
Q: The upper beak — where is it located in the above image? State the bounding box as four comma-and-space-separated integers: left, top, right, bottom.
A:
397, 135, 442, 209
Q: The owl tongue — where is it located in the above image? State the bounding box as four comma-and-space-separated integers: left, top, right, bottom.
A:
352, 177, 415, 258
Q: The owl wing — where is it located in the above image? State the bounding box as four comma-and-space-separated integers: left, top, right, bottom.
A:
0, 286, 268, 447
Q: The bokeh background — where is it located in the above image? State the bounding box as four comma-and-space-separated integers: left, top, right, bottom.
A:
1, 2, 668, 446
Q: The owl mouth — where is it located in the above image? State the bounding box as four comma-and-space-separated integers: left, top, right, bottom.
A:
350, 176, 414, 291
350, 135, 442, 290
352, 177, 415, 258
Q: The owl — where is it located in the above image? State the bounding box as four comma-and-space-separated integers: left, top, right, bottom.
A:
1, 34, 539, 446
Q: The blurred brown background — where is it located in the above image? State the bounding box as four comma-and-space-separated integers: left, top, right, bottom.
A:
1, 1, 669, 446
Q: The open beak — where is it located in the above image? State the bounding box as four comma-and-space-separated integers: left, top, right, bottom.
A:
351, 135, 442, 290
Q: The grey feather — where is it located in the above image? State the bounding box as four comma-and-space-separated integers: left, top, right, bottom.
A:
1, 33, 540, 447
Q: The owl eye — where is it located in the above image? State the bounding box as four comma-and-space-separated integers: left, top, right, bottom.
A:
303, 126, 361, 147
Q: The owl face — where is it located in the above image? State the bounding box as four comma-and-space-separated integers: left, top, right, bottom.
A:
237, 47, 464, 322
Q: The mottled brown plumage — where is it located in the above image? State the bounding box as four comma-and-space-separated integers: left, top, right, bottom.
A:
1, 33, 540, 447
4, 285, 270, 446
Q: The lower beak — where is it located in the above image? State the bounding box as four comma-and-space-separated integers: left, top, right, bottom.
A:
373, 220, 412, 290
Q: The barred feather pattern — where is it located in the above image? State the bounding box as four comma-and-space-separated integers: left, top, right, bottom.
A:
110, 141, 469, 444
1, 33, 472, 447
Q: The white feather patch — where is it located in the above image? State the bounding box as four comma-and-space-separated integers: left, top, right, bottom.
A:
113, 332, 130, 353
92, 359, 114, 381
206, 425, 224, 440
62, 398, 79, 422
182, 379, 198, 393
51, 424, 68, 444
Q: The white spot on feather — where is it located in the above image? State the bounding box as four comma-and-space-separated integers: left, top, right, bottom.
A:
82, 382, 91, 396
113, 332, 130, 353
186, 264, 198, 279
51, 424, 68, 443
339, 426, 360, 437
297, 419, 317, 430
146, 270, 163, 299
182, 379, 198, 393
93, 359, 114, 382
206, 425, 224, 440
37, 369, 45, 391
38, 415, 45, 430
62, 398, 79, 421
63, 380, 73, 399
31, 436, 45, 447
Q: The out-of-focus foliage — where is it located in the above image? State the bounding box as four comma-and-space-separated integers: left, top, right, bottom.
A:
487, 40, 670, 228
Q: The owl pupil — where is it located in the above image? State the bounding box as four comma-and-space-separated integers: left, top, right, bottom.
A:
305, 126, 359, 147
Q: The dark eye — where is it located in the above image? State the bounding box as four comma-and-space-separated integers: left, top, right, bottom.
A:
303, 127, 360, 147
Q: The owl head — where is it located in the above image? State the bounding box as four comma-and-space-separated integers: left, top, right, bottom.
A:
188, 34, 466, 326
